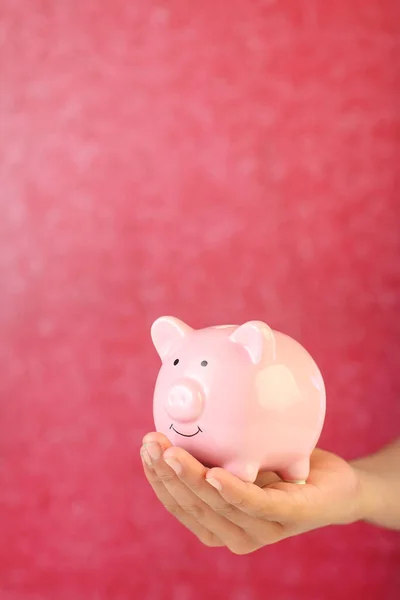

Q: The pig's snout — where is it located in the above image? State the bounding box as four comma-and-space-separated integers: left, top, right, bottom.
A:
165, 379, 204, 422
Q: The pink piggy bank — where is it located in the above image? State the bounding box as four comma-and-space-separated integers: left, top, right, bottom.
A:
151, 316, 326, 483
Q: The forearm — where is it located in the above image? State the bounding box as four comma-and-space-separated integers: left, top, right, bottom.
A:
351, 438, 400, 530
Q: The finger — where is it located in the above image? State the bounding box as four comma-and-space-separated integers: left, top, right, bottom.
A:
163, 447, 250, 523
143, 431, 173, 450
206, 467, 309, 523
143, 442, 254, 552
140, 448, 222, 547
254, 470, 282, 488
163, 447, 242, 519
163, 447, 282, 543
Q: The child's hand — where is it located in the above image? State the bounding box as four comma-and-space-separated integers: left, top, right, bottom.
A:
140, 432, 364, 554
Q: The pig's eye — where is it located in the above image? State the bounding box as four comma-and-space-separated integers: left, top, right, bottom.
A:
173, 359, 179, 366
201, 360, 208, 367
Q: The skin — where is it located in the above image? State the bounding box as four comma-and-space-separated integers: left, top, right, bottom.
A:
140, 434, 400, 554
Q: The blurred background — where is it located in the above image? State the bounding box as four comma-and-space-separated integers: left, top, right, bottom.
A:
0, 1, 399, 599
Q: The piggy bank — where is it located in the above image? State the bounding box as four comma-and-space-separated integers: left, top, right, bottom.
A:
151, 316, 326, 483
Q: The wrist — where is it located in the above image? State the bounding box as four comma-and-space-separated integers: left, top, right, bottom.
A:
350, 460, 387, 525
349, 440, 400, 530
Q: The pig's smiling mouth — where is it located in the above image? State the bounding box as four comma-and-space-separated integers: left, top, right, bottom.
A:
169, 424, 203, 437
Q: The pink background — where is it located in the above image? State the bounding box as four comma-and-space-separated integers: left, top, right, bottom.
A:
0, 1, 399, 599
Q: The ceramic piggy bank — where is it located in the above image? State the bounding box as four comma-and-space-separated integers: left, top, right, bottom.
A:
151, 316, 326, 483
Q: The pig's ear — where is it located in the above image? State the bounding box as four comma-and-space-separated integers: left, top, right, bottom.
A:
151, 316, 193, 361
230, 321, 276, 364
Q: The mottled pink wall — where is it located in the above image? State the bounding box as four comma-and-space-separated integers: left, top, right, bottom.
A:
0, 1, 399, 599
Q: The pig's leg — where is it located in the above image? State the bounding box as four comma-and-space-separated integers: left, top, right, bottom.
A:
279, 458, 310, 484
223, 460, 260, 483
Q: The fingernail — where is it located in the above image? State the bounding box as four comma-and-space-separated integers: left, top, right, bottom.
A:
145, 442, 161, 461
140, 447, 152, 467
164, 457, 182, 476
206, 477, 222, 491
143, 434, 158, 445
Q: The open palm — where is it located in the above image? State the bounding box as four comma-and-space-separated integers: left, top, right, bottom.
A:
141, 432, 362, 554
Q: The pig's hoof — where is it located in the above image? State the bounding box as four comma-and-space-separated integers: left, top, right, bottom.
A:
279, 458, 310, 484
224, 461, 259, 483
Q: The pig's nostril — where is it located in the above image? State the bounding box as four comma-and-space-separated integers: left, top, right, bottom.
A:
171, 390, 189, 406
